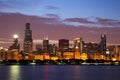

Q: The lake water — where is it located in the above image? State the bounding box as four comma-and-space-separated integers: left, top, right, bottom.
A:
0, 65, 120, 80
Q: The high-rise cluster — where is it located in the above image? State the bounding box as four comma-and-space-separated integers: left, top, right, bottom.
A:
1, 22, 120, 61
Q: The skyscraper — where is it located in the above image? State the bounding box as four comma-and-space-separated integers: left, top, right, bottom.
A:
43, 36, 49, 52
23, 23, 33, 53
9, 34, 20, 51
59, 39, 69, 51
74, 37, 83, 53
100, 34, 106, 55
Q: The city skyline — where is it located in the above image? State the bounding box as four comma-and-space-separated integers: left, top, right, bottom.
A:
0, 1, 120, 80
0, 0, 120, 48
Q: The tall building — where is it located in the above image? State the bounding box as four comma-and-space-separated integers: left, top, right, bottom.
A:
83, 42, 99, 59
43, 36, 49, 52
23, 23, 33, 53
59, 39, 69, 51
58, 39, 69, 59
48, 44, 56, 55
36, 45, 43, 54
99, 34, 106, 55
74, 37, 83, 53
9, 34, 20, 51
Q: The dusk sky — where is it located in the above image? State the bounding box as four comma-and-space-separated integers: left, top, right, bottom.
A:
0, 0, 120, 49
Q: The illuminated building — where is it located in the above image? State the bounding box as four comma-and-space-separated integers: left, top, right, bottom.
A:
56, 51, 74, 59
51, 56, 58, 61
43, 53, 50, 60
112, 45, 120, 61
74, 37, 83, 53
0, 49, 20, 60
74, 46, 81, 59
34, 54, 43, 60
9, 34, 20, 51
80, 53, 87, 60
63, 52, 74, 59
93, 53, 101, 60
23, 23, 33, 54
83, 42, 99, 59
59, 39, 69, 59
0, 48, 7, 60
107, 45, 115, 60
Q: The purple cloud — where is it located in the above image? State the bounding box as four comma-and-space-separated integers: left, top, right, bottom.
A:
0, 12, 120, 49
63, 17, 120, 28
96, 17, 120, 26
64, 18, 95, 24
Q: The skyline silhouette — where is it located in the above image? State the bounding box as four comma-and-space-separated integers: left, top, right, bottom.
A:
0, 0, 120, 48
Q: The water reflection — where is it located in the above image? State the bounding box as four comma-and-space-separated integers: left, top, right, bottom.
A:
0, 65, 120, 80
44, 66, 50, 80
74, 66, 81, 80
9, 65, 20, 80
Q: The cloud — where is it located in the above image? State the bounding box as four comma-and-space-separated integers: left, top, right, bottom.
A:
96, 17, 120, 27
64, 18, 95, 24
45, 6, 58, 10
46, 14, 60, 19
0, 12, 120, 47
29, 14, 60, 25
63, 17, 120, 28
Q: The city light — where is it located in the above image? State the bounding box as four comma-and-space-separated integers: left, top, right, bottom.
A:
112, 58, 116, 61
13, 34, 19, 39
0, 47, 3, 50
0, 22, 120, 65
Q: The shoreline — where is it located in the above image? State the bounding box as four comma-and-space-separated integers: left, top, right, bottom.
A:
0, 59, 120, 66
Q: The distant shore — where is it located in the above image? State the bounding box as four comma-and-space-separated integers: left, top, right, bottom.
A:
0, 59, 120, 66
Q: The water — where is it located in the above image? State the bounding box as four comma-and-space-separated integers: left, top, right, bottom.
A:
0, 65, 120, 80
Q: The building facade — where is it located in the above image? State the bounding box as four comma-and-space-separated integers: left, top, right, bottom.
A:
99, 34, 106, 55
23, 23, 33, 54
59, 39, 69, 51
9, 34, 20, 51
43, 36, 49, 53
74, 37, 83, 53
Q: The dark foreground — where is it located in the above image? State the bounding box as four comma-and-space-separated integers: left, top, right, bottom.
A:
0, 59, 120, 66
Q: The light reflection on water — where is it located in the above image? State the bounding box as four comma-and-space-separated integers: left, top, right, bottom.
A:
0, 65, 120, 80
44, 66, 50, 80
9, 65, 20, 80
